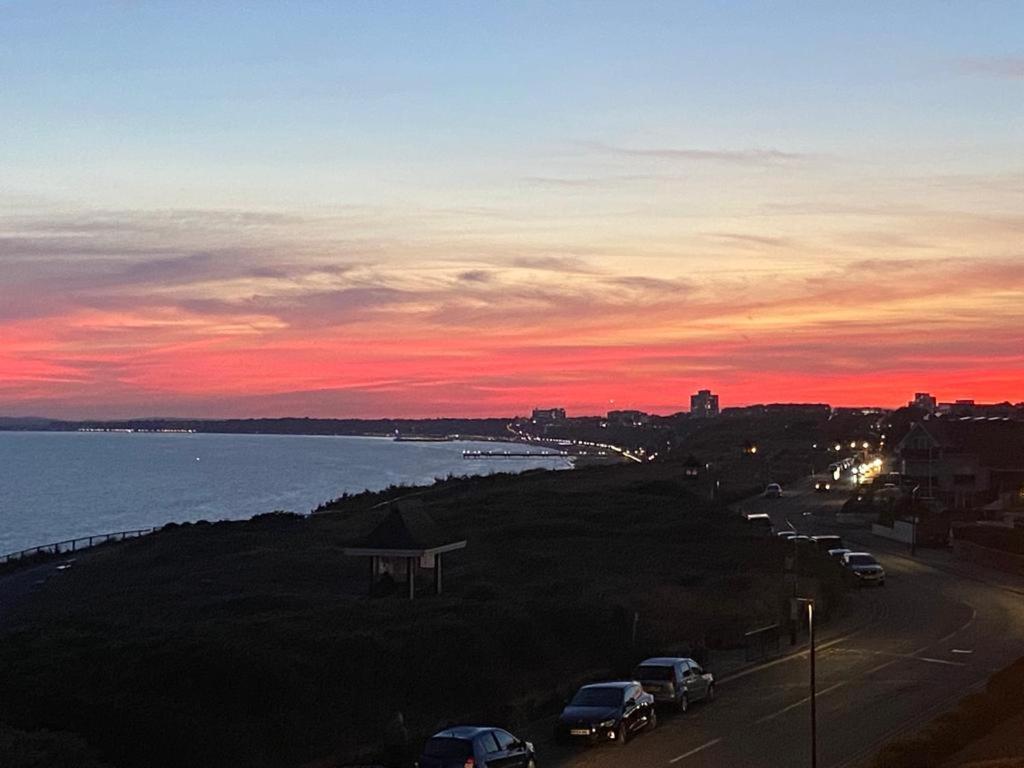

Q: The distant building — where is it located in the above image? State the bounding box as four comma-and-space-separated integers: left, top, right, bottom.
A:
531, 407, 566, 424
607, 409, 649, 427
910, 392, 937, 413
690, 390, 720, 418
896, 419, 1024, 510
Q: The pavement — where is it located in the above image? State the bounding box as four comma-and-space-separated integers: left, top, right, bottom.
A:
527, 478, 1024, 768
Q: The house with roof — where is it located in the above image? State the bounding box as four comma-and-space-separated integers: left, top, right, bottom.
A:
896, 418, 1024, 511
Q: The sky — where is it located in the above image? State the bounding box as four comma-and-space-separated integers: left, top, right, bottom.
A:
1, 1, 1022, 418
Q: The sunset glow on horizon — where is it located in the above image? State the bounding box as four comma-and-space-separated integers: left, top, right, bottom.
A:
2, 2, 1022, 418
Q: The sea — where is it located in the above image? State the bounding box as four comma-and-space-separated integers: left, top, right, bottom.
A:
0, 431, 571, 556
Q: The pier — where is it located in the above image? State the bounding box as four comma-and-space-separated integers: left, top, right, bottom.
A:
462, 449, 569, 459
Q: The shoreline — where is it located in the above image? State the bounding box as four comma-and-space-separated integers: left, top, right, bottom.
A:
0, 432, 575, 558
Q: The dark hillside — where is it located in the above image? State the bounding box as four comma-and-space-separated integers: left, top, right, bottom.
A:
0, 462, 789, 768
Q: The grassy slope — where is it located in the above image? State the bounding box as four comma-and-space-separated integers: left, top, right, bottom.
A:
0, 462, 789, 768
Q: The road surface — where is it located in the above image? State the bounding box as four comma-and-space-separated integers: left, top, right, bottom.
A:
538, 479, 1024, 768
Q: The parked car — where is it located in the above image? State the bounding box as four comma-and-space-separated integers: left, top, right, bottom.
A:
633, 657, 715, 712
842, 552, 886, 586
827, 547, 852, 560
764, 483, 783, 498
814, 480, 832, 493
776, 530, 798, 541
811, 535, 844, 552
419, 726, 536, 768
555, 681, 655, 745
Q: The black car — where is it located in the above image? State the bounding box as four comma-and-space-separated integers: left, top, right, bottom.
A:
555, 681, 656, 745
418, 726, 536, 768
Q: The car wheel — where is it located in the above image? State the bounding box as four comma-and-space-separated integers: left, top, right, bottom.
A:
616, 722, 629, 746
706, 684, 716, 702
647, 709, 657, 730
678, 694, 689, 713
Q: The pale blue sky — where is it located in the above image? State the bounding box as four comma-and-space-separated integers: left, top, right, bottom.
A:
3, 1, 1022, 209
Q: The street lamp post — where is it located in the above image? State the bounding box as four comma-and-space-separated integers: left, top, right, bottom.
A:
809, 600, 817, 768
910, 485, 920, 556
795, 597, 817, 768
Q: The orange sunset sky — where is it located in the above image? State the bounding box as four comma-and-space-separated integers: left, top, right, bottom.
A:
2, 3, 1022, 418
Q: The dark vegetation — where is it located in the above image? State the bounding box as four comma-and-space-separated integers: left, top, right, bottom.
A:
0, 461, 807, 768
954, 525, 1024, 556
0, 724, 111, 768
874, 656, 1024, 768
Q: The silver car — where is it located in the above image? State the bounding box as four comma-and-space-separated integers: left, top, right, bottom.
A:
632, 657, 715, 713
842, 551, 886, 586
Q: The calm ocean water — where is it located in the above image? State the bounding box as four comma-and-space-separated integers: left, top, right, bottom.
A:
0, 431, 570, 555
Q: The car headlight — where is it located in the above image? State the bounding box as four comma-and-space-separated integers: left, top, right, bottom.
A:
599, 719, 616, 728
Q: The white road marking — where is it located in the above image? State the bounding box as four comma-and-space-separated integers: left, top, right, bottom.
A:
951, 648, 974, 654
835, 647, 965, 667
937, 607, 976, 644
917, 656, 966, 667
668, 738, 722, 764
718, 628, 866, 684
754, 681, 848, 724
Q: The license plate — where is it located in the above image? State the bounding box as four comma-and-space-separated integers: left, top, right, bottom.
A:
570, 729, 590, 736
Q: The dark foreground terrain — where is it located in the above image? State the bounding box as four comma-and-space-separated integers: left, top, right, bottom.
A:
0, 461, 808, 768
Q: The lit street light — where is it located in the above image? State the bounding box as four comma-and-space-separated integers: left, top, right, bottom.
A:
794, 597, 817, 768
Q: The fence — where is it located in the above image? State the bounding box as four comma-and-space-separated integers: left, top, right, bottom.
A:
0, 527, 156, 565
744, 623, 781, 662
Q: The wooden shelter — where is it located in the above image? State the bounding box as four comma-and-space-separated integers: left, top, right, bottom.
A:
343, 505, 466, 599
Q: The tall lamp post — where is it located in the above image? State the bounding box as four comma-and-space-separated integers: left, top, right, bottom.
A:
794, 597, 817, 768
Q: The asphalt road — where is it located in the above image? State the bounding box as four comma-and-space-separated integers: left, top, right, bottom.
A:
541, 479, 1024, 768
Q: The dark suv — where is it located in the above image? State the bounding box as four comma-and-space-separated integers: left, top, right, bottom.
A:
555, 681, 656, 745
418, 726, 536, 768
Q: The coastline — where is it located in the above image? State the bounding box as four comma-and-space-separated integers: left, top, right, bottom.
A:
0, 432, 574, 558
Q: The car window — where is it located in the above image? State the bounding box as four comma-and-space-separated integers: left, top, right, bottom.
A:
494, 731, 517, 750
690, 664, 702, 675
570, 686, 622, 707
847, 554, 878, 566
634, 665, 673, 680
423, 738, 472, 758
480, 733, 502, 753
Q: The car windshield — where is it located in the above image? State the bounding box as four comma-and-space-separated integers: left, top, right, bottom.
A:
848, 554, 878, 566
423, 737, 473, 758
634, 665, 673, 680
571, 687, 622, 707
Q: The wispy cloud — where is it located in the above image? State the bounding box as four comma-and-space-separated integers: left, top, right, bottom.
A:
957, 56, 1024, 79
580, 141, 806, 164
705, 232, 792, 248
2, 194, 1022, 416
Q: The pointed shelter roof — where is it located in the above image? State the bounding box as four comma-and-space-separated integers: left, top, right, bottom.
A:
343, 504, 467, 557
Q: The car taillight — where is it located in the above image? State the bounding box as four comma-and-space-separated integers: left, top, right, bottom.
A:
463, 759, 475, 768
